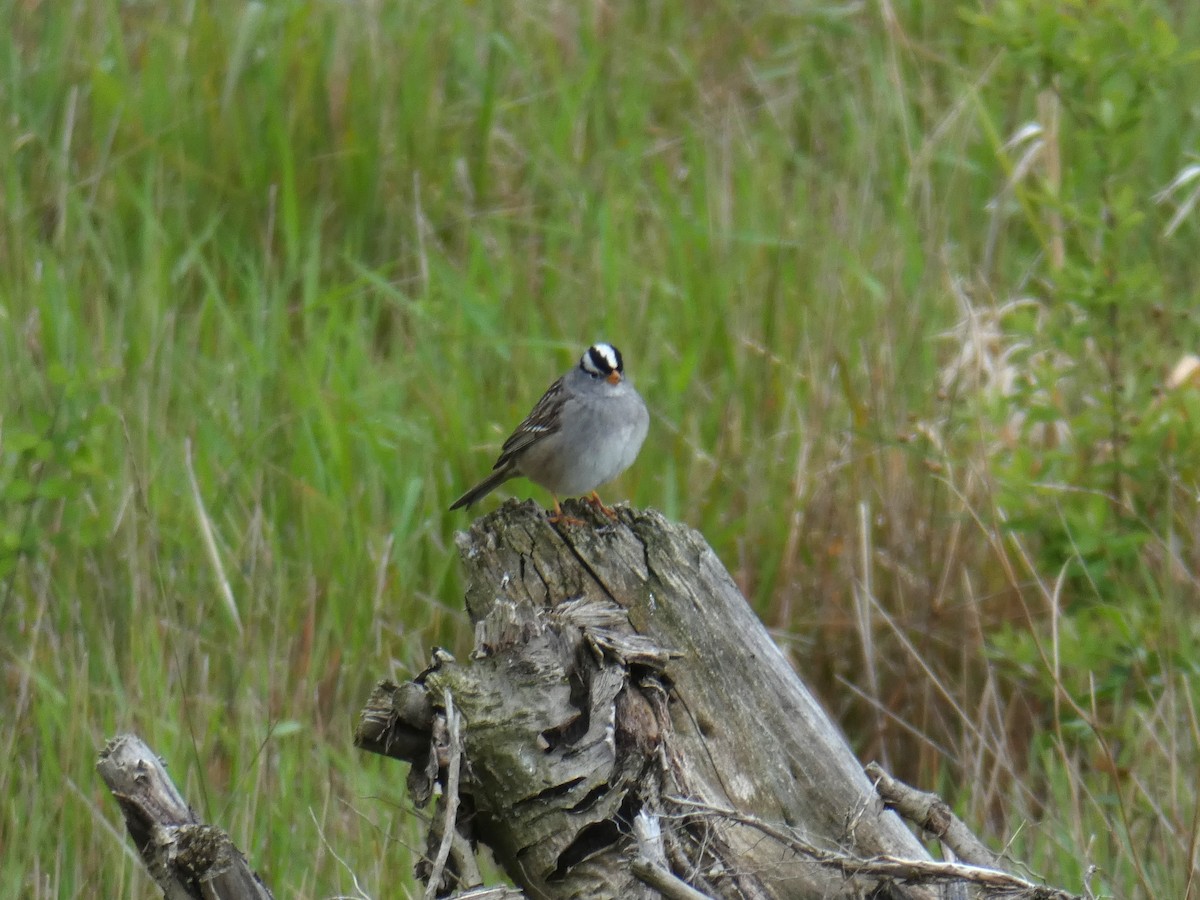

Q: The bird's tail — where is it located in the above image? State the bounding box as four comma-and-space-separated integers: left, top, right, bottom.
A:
449, 466, 516, 511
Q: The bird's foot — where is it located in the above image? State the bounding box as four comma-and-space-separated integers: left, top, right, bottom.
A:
546, 497, 586, 527
586, 491, 618, 519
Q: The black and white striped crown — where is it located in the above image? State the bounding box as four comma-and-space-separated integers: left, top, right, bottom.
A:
580, 343, 623, 378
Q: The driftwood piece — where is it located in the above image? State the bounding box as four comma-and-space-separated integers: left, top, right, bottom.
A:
97, 734, 273, 900
358, 500, 938, 898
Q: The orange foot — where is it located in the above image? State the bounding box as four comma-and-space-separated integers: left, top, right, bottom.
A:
585, 491, 618, 519
546, 496, 586, 527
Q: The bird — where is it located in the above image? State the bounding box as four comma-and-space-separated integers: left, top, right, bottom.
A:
449, 342, 649, 523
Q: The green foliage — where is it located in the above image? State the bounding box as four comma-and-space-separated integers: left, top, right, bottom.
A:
0, 358, 117, 581
959, 0, 1200, 735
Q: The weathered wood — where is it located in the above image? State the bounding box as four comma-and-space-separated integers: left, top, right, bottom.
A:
360, 500, 941, 898
865, 762, 1001, 869
97, 734, 274, 900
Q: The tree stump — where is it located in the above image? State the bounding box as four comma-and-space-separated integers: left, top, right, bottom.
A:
357, 500, 937, 899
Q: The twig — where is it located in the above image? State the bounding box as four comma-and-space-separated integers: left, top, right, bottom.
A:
630, 811, 715, 900
425, 691, 463, 900
309, 808, 372, 900
630, 859, 715, 900
668, 796, 1082, 900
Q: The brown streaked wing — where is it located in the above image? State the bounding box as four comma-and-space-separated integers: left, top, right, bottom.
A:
492, 376, 568, 469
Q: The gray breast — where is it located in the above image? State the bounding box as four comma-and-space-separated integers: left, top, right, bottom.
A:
517, 386, 648, 496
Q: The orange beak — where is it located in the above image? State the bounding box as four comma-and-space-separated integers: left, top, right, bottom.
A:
606, 371, 621, 385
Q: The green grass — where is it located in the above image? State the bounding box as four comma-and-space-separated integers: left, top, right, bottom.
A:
3, 0, 1200, 896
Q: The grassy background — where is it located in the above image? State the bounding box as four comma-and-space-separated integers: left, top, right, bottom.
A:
3, 0, 1200, 896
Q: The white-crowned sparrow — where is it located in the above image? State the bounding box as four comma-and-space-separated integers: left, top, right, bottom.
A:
450, 342, 649, 521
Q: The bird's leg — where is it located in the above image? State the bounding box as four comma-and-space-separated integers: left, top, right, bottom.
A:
586, 491, 618, 519
546, 495, 585, 527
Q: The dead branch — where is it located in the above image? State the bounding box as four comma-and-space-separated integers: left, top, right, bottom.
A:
865, 762, 1000, 869
669, 795, 1082, 900
96, 734, 273, 900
